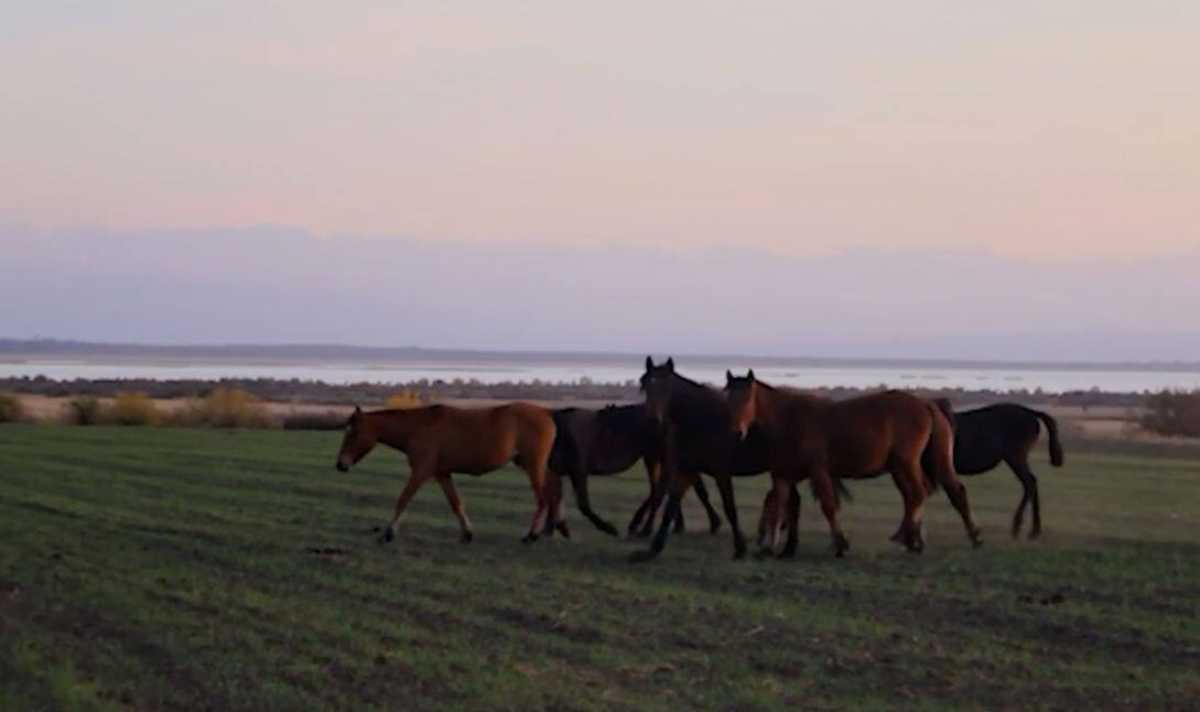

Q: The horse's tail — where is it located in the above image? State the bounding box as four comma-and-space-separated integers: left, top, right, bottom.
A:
1032, 409, 1065, 467
931, 397, 956, 432
922, 401, 958, 495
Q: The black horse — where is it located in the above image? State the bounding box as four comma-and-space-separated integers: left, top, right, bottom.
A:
549, 405, 722, 538
631, 357, 774, 561
933, 400, 1064, 539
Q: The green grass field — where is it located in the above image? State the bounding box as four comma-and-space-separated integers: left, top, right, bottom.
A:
1, 425, 1197, 711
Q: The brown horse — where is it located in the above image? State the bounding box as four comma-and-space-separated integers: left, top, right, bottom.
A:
335, 403, 558, 543
725, 371, 982, 556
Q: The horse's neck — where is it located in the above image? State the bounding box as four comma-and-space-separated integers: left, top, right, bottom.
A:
373, 409, 432, 451
756, 384, 811, 432
670, 377, 721, 415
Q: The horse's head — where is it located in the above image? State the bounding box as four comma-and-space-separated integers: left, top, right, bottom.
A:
724, 369, 758, 440
335, 406, 377, 472
639, 356, 676, 424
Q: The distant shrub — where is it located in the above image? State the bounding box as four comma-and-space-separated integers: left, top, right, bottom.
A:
281, 410, 347, 431
107, 392, 160, 426
65, 397, 103, 425
178, 387, 274, 429
1141, 390, 1200, 438
0, 393, 25, 423
385, 390, 425, 409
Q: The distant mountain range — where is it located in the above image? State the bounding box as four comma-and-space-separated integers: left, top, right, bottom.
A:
3, 338, 1198, 373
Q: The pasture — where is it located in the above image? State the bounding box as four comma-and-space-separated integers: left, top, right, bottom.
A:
1, 425, 1197, 710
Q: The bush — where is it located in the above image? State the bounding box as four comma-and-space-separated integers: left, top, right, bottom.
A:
65, 397, 103, 425
0, 393, 25, 423
108, 392, 160, 426
1141, 390, 1200, 437
281, 410, 347, 431
178, 387, 274, 429
385, 390, 425, 409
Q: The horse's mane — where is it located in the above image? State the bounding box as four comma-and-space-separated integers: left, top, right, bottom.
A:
752, 380, 830, 407
667, 370, 723, 405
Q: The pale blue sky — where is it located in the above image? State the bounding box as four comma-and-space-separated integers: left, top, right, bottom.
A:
2, 3, 1198, 357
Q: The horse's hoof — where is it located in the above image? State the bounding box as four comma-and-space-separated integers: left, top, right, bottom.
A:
628, 549, 658, 564
833, 534, 850, 558
732, 547, 748, 561
777, 545, 797, 560
460, 530, 474, 544
598, 522, 619, 537
709, 518, 722, 535
889, 528, 905, 543
377, 527, 394, 545
557, 522, 572, 540
1028, 527, 1041, 540
754, 548, 774, 560
521, 533, 539, 544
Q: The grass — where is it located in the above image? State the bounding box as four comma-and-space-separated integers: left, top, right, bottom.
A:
0, 425, 1197, 711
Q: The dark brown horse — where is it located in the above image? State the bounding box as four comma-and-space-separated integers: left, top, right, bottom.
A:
550, 405, 721, 538
335, 403, 558, 543
726, 371, 982, 556
630, 357, 774, 562
932, 400, 1064, 539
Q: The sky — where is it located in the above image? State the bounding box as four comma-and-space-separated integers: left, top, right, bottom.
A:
2, 2, 1198, 360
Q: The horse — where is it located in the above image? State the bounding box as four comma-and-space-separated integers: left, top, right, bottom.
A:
549, 405, 722, 538
725, 371, 982, 556
931, 400, 1064, 539
334, 403, 558, 544
629, 357, 774, 562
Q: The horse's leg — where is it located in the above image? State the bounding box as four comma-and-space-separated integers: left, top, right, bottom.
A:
756, 488, 775, 548
690, 475, 723, 534
521, 463, 553, 544
713, 474, 748, 559
1006, 456, 1041, 539
629, 471, 697, 563
380, 461, 433, 544
555, 494, 570, 538
932, 465, 982, 548
570, 466, 617, 537
628, 459, 657, 536
768, 477, 796, 554
638, 467, 670, 538
811, 466, 849, 557
672, 484, 688, 534
436, 474, 474, 543
888, 468, 919, 547
778, 482, 801, 559
542, 471, 569, 539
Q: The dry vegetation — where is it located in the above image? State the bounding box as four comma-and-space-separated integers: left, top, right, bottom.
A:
0, 393, 25, 423
1141, 390, 1200, 437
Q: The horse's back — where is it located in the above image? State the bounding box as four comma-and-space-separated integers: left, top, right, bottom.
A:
953, 403, 1041, 472
821, 391, 934, 472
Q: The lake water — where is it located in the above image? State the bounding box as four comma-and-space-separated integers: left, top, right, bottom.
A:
4, 358, 1200, 393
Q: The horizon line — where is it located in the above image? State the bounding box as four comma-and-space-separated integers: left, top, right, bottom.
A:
4, 337, 1200, 373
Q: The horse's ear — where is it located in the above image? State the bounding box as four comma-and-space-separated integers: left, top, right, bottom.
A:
645, 355, 653, 371
665, 357, 674, 371
353, 404, 362, 414
726, 369, 733, 384
747, 369, 755, 381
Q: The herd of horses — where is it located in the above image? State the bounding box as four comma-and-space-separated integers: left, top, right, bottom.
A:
334, 357, 1065, 561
